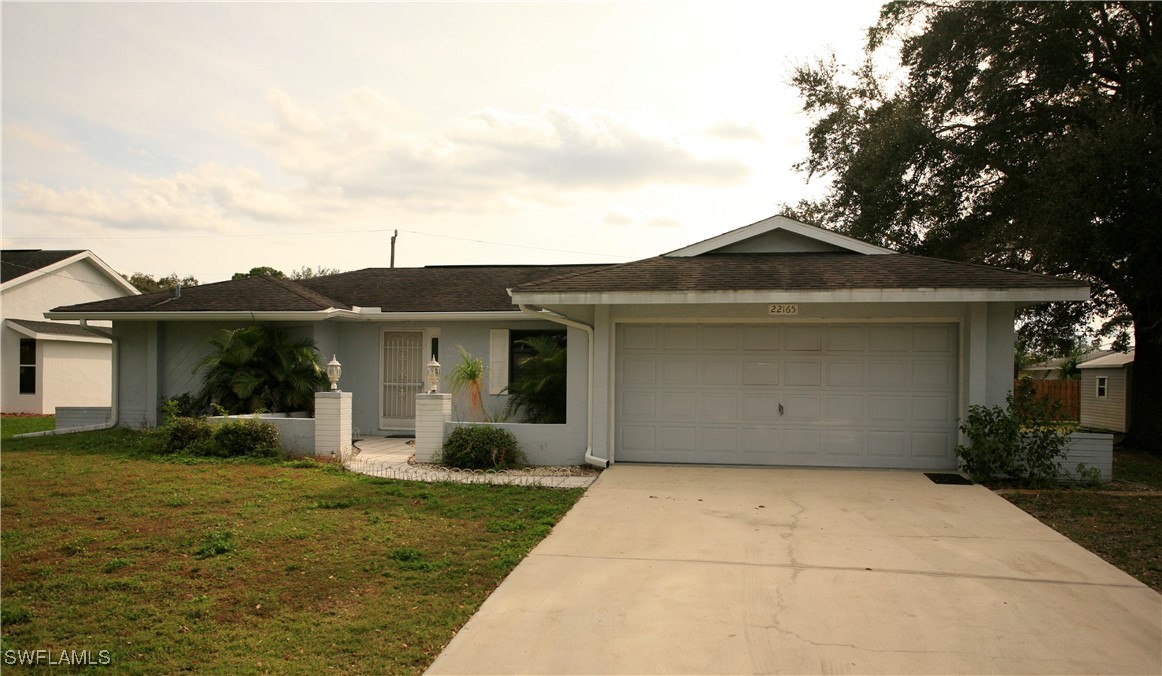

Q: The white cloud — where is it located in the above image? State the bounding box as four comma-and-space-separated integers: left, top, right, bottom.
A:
239, 90, 750, 208
3, 123, 79, 154
604, 206, 683, 229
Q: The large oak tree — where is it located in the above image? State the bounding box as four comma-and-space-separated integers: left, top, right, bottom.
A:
790, 1, 1160, 452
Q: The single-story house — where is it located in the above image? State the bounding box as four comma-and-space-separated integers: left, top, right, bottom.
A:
1078, 350, 1134, 433
2, 249, 140, 414
48, 215, 1088, 469
1019, 350, 1113, 380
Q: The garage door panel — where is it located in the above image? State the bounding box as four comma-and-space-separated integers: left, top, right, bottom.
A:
869, 360, 909, 387
868, 325, 910, 352
661, 358, 698, 385
700, 393, 738, 422
742, 395, 780, 420
660, 325, 698, 350
785, 360, 822, 386
912, 396, 953, 424
621, 391, 657, 419
912, 432, 952, 458
702, 359, 738, 386
784, 325, 822, 351
824, 430, 863, 456
868, 396, 908, 424
617, 322, 957, 469
660, 392, 697, 419
741, 326, 780, 350
827, 326, 866, 352
912, 360, 954, 389
700, 325, 738, 350
622, 356, 657, 385
742, 360, 779, 385
622, 325, 657, 350
827, 360, 865, 387
783, 395, 820, 420
825, 395, 864, 424
914, 325, 955, 352
868, 431, 907, 457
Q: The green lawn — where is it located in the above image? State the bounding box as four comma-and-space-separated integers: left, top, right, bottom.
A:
1, 429, 583, 674
1, 415, 55, 440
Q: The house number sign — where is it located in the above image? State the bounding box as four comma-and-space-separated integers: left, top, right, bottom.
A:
768, 304, 800, 316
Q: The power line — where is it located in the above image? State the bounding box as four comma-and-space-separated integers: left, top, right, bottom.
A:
1, 226, 633, 260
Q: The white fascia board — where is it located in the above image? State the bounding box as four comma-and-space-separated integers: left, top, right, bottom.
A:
665, 215, 895, 257
0, 251, 141, 295
6, 322, 111, 344
512, 286, 1090, 306
43, 309, 543, 323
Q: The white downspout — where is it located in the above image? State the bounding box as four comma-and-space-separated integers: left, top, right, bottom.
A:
518, 304, 608, 468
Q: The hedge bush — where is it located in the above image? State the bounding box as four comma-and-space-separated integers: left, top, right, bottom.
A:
163, 416, 214, 454
160, 415, 281, 458
441, 425, 523, 469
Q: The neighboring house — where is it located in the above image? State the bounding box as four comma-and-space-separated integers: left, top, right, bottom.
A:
48, 216, 1087, 469
2, 250, 140, 414
1019, 350, 1113, 380
1078, 350, 1134, 433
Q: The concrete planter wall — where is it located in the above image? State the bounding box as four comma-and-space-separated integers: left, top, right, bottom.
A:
55, 406, 112, 429
442, 421, 581, 466
1061, 432, 1113, 482
207, 415, 316, 457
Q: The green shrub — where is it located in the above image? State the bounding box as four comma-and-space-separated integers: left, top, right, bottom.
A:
441, 425, 523, 469
213, 419, 281, 458
163, 417, 214, 454
956, 382, 1070, 485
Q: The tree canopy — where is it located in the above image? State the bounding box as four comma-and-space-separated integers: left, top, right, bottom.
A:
124, 272, 199, 294
231, 265, 343, 281
789, 1, 1160, 451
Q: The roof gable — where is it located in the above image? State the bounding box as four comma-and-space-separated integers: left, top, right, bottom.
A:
665, 215, 895, 257
1, 249, 139, 295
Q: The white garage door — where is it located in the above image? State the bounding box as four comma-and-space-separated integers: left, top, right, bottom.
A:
616, 323, 959, 469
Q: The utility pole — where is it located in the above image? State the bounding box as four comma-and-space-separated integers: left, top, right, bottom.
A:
390, 230, 398, 268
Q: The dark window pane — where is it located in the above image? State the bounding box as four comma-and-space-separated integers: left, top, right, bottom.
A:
19, 366, 35, 394
19, 339, 35, 365
509, 329, 566, 383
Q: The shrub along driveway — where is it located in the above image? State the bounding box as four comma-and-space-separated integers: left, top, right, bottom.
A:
428, 465, 1162, 675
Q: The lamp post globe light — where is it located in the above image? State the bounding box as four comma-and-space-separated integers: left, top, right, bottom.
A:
427, 358, 441, 394
326, 355, 342, 392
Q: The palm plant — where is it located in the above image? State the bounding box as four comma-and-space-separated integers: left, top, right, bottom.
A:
448, 345, 489, 422
196, 325, 328, 414
504, 336, 567, 424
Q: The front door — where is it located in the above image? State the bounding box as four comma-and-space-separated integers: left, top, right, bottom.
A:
381, 331, 424, 429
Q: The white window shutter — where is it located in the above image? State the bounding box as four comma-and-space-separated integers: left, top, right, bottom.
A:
489, 329, 509, 395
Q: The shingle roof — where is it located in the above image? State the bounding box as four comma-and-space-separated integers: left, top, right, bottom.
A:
52, 275, 350, 313
2, 250, 85, 283
513, 253, 1084, 293
51, 265, 605, 315
7, 318, 113, 339
298, 265, 607, 313
1078, 350, 1134, 369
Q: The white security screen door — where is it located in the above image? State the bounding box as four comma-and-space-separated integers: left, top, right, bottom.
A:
381, 331, 424, 429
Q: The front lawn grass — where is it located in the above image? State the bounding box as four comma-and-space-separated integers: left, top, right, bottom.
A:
1, 414, 55, 440
1, 429, 583, 673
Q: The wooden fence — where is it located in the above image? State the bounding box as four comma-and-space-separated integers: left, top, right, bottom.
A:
1014, 379, 1080, 421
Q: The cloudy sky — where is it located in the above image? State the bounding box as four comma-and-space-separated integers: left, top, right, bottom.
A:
2, 2, 883, 282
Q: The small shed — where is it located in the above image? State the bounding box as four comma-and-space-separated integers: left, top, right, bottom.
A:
1078, 350, 1134, 433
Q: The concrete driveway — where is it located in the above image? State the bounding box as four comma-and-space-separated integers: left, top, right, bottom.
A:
428, 465, 1161, 675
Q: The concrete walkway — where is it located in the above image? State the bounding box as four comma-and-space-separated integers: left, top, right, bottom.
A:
344, 437, 597, 488
427, 465, 1162, 675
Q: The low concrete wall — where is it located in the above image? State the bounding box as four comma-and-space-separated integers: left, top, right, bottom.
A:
207, 415, 316, 457
55, 407, 112, 429
445, 421, 585, 466
1061, 432, 1113, 482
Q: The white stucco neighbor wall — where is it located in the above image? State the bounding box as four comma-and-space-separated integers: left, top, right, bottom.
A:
42, 340, 113, 412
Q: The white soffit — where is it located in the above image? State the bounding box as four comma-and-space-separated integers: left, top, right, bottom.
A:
665, 215, 896, 257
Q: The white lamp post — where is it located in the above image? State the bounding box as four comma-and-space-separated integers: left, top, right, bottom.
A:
326, 354, 342, 391
426, 357, 441, 393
